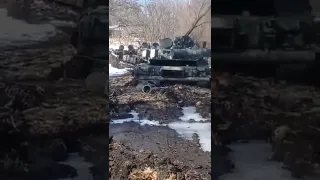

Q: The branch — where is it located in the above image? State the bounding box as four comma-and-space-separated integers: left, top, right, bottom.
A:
185, 5, 211, 36
194, 21, 210, 28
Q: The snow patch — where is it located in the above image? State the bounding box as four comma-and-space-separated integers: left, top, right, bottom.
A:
111, 106, 211, 152
109, 64, 130, 77
168, 121, 211, 152
179, 106, 208, 122
168, 106, 211, 152
111, 110, 160, 126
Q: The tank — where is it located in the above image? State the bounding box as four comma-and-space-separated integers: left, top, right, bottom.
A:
132, 36, 211, 91
110, 44, 146, 68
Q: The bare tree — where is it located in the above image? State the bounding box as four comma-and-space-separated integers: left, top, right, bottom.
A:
109, 0, 211, 46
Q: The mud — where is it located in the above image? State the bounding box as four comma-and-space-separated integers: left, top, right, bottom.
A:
108, 73, 216, 180
109, 125, 212, 180
109, 75, 211, 121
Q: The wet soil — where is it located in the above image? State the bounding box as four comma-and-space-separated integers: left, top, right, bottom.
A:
109, 125, 212, 180
109, 74, 215, 180
109, 75, 211, 121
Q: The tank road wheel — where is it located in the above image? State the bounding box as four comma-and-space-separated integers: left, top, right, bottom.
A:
109, 54, 120, 68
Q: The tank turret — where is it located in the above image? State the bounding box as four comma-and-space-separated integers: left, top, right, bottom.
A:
132, 35, 211, 88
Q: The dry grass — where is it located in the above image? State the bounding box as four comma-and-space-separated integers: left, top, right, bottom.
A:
129, 167, 158, 180
128, 167, 177, 180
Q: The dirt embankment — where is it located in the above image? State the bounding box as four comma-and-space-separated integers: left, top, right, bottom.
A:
109, 139, 212, 180
109, 75, 211, 121
211, 73, 320, 178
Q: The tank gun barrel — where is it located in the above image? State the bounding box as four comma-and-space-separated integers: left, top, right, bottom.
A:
211, 50, 316, 64
171, 49, 211, 59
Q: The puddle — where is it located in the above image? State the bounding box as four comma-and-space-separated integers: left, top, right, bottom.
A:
110, 106, 211, 152
0, 8, 57, 47
59, 153, 94, 180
